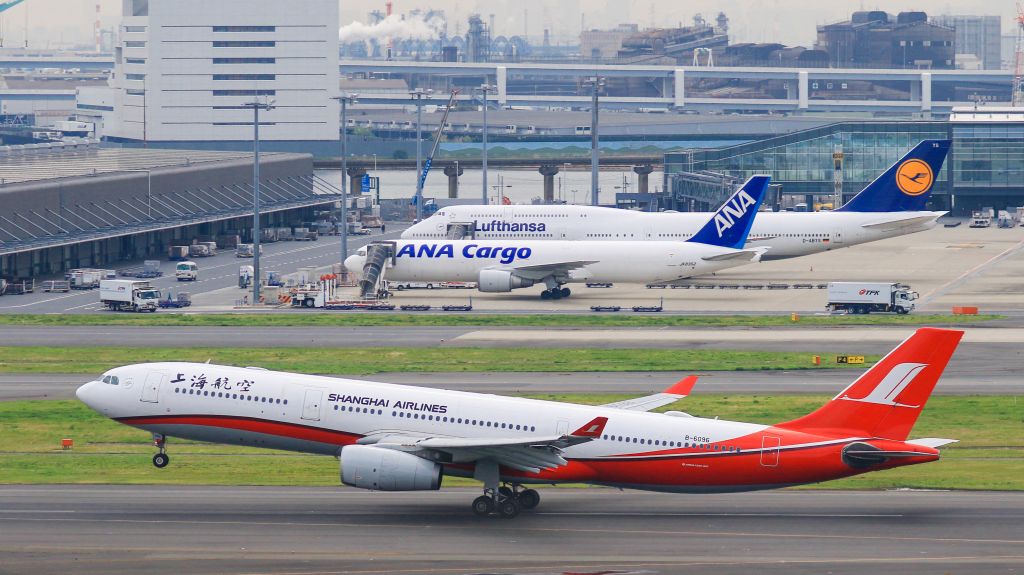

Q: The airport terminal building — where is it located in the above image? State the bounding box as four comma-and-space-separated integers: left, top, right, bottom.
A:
665, 108, 1023, 214
0, 143, 340, 279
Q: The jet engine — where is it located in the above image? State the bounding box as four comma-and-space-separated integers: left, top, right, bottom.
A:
477, 269, 535, 292
340, 444, 442, 491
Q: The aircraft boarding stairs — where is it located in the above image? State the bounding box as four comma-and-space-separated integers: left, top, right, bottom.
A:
358, 241, 396, 299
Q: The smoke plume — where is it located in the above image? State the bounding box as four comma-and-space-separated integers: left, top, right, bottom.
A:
339, 14, 444, 43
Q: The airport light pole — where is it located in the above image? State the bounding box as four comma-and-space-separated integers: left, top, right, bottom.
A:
333, 92, 358, 265
474, 83, 496, 205
410, 88, 431, 221
243, 98, 274, 306
585, 76, 605, 206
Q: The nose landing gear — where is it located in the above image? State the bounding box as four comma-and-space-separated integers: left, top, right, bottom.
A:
151, 433, 169, 468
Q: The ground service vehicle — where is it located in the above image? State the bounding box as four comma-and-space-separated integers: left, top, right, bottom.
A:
77, 328, 963, 519
175, 261, 198, 282
827, 282, 916, 314
99, 280, 160, 312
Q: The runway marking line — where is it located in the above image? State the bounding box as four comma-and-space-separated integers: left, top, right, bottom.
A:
919, 236, 1024, 305
228, 556, 1024, 575
1, 515, 1022, 546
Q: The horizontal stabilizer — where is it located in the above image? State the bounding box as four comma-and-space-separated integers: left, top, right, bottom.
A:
861, 213, 945, 231
908, 437, 958, 448
701, 247, 768, 262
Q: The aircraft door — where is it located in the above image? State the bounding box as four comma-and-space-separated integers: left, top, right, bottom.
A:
141, 372, 164, 403
556, 420, 569, 435
301, 389, 323, 421
446, 222, 476, 239
760, 434, 781, 467
832, 228, 844, 245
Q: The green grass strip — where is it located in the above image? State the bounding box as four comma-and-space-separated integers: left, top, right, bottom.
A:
0, 313, 1002, 328
0, 346, 872, 375
1, 396, 1020, 490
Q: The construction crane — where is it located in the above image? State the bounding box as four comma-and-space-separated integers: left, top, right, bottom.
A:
0, 0, 28, 48
1014, 2, 1024, 106
415, 89, 459, 197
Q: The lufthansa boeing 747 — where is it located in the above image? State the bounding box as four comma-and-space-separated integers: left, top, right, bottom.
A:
403, 140, 951, 260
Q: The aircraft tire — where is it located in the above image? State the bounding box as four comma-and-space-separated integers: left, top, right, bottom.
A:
559, 287, 571, 298
517, 489, 540, 510
498, 486, 514, 499
152, 453, 170, 468
497, 498, 520, 519
540, 290, 551, 300
472, 495, 494, 516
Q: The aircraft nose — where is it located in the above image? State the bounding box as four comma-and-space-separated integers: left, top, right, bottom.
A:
343, 254, 364, 277
76, 380, 100, 410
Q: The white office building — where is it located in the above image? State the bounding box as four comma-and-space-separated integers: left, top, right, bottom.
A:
102, 0, 339, 147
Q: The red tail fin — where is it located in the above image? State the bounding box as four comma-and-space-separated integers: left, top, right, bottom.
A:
778, 328, 963, 440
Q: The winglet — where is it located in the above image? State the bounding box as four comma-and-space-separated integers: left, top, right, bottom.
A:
687, 175, 769, 249
663, 375, 697, 396
837, 140, 950, 212
571, 416, 608, 438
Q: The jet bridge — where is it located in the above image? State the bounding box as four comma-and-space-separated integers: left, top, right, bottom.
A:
358, 241, 396, 299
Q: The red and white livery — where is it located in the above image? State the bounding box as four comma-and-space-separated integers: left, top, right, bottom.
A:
77, 328, 962, 518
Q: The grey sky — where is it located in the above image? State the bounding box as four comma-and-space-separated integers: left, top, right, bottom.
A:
17, 1, 1021, 50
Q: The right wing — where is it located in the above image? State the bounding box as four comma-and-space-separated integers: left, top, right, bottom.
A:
601, 376, 697, 411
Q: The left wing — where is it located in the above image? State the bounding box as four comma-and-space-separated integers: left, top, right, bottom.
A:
505, 260, 598, 281
359, 417, 608, 474
601, 376, 697, 412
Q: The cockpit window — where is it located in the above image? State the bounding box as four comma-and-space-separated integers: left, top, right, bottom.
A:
103, 375, 119, 385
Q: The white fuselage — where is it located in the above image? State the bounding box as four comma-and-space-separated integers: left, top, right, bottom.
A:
402, 206, 944, 260
344, 239, 762, 285
75, 362, 772, 491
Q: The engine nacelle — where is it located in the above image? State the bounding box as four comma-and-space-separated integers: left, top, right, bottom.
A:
477, 269, 535, 292
340, 444, 442, 491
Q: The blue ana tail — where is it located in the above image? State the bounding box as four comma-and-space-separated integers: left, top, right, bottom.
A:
687, 175, 770, 249
837, 140, 951, 213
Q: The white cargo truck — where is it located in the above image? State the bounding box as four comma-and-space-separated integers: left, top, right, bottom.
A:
175, 261, 198, 281
826, 282, 917, 315
100, 280, 161, 312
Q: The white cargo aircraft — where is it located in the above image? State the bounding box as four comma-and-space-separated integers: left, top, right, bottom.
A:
77, 328, 963, 518
402, 140, 951, 260
345, 176, 769, 299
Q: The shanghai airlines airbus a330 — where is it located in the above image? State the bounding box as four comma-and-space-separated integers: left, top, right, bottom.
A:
345, 176, 769, 299
78, 328, 962, 518
402, 140, 951, 261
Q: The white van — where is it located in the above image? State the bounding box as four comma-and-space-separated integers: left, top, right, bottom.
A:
175, 261, 198, 282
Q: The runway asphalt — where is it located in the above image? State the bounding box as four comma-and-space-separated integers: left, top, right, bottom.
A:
0, 485, 1021, 575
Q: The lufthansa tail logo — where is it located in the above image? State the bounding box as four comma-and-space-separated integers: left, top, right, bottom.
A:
895, 159, 933, 197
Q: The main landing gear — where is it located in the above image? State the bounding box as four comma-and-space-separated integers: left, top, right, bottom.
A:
539, 276, 571, 300
152, 433, 170, 468
540, 287, 571, 300
471, 460, 539, 518
471, 484, 541, 519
